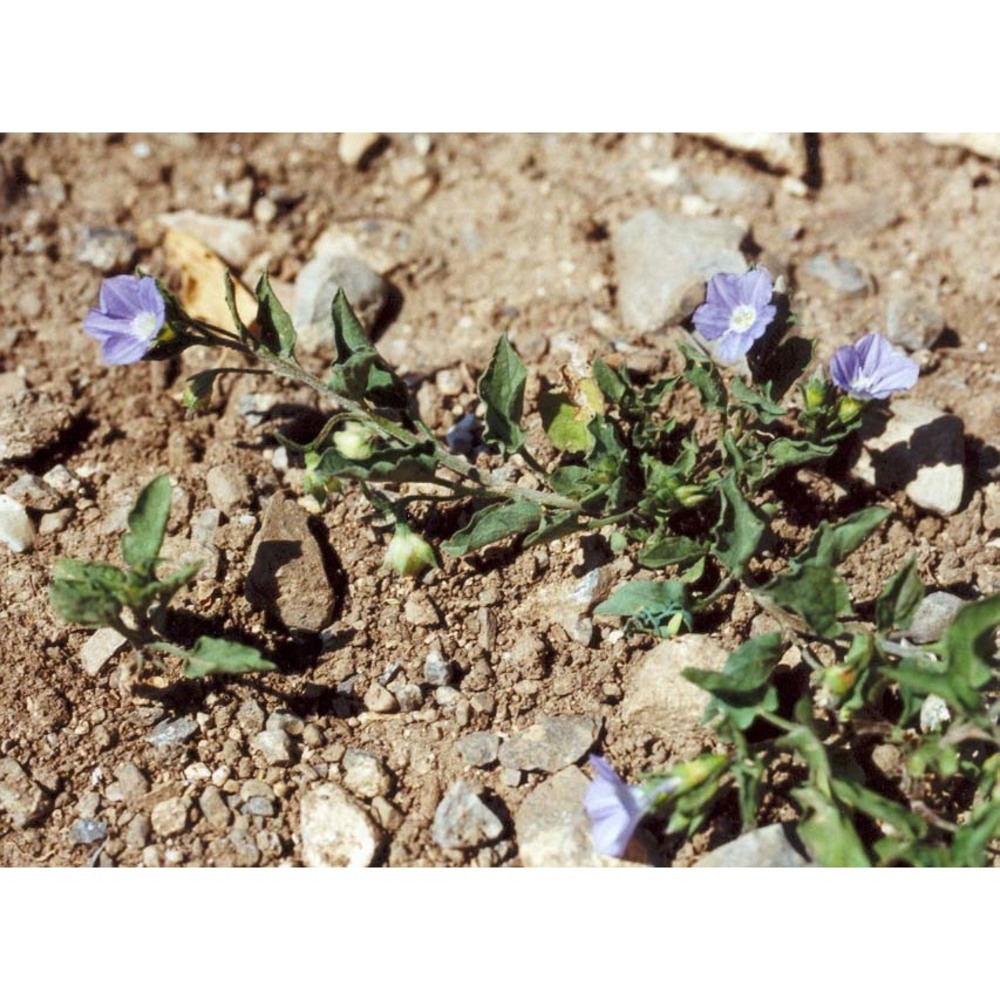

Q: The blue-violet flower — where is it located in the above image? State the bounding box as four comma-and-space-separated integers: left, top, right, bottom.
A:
692, 268, 777, 364
584, 755, 679, 857
83, 275, 166, 365
829, 332, 919, 400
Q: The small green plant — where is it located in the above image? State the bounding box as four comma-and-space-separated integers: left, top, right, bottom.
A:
51, 474, 275, 684
71, 265, 1000, 865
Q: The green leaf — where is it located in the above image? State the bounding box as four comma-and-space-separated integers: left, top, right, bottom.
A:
254, 272, 297, 358
594, 579, 690, 619
730, 378, 787, 425
327, 289, 409, 412
478, 335, 527, 455
793, 787, 871, 867
948, 801, 1000, 867
830, 778, 926, 841
50, 559, 128, 627
875, 557, 925, 633
539, 389, 594, 454
940, 591, 1000, 695
765, 438, 836, 475
183, 637, 276, 679
683, 632, 784, 730
121, 475, 172, 573
223, 271, 252, 343
678, 341, 727, 412
799, 507, 891, 568
758, 563, 851, 638
711, 475, 766, 578
637, 534, 706, 569
441, 501, 542, 557
523, 511, 583, 547
591, 357, 629, 405
313, 440, 438, 484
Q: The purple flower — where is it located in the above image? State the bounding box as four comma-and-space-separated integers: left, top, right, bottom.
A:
83, 275, 166, 365
584, 755, 679, 857
692, 268, 777, 364
829, 332, 919, 400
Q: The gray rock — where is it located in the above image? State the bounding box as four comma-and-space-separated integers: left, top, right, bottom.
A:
0, 757, 51, 828
236, 698, 266, 735
112, 761, 150, 805
431, 779, 504, 849
124, 814, 151, 850
694, 171, 773, 208
695, 823, 814, 867
207, 828, 261, 867
79, 628, 128, 676
38, 509, 73, 535
206, 465, 250, 515
692, 132, 808, 175
902, 592, 967, 644
0, 495, 34, 553
405, 592, 441, 627
612, 209, 748, 335
198, 785, 231, 829
0, 390, 75, 462
4, 473, 61, 512
246, 492, 337, 632
804, 252, 873, 297
147, 716, 200, 747
266, 710, 304, 736
423, 649, 454, 687
497, 714, 599, 773
70, 819, 107, 845
886, 293, 946, 351
251, 730, 294, 765
342, 750, 392, 799
157, 210, 259, 268
243, 797, 275, 817
852, 399, 965, 516
457, 731, 500, 768
300, 783, 383, 867
239, 779, 275, 802
75, 226, 137, 271
521, 563, 617, 646
150, 797, 190, 837
292, 255, 391, 352
514, 766, 608, 867
391, 683, 424, 712
622, 634, 729, 738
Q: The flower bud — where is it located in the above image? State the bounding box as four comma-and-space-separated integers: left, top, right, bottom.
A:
674, 484, 708, 509
384, 522, 438, 577
836, 395, 865, 424
802, 373, 829, 411
669, 754, 728, 791
821, 664, 857, 698
333, 421, 375, 461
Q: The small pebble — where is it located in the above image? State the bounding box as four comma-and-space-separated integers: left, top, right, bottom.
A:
338, 132, 383, 167
431, 780, 504, 850
252, 730, 294, 765
342, 749, 392, 799
124, 814, 151, 849
457, 731, 500, 768
150, 797, 190, 836
147, 717, 199, 747
198, 785, 231, 829
79, 628, 127, 677
392, 683, 424, 712
363, 682, 397, 714
0, 495, 35, 553
70, 819, 107, 845
423, 649, 453, 687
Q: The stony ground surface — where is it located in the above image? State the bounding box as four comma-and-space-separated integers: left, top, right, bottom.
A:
1, 132, 998, 867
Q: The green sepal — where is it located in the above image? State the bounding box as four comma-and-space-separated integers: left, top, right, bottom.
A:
223, 270, 252, 344
254, 272, 297, 359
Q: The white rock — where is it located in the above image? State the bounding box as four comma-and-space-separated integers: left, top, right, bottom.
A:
695, 823, 814, 867
338, 132, 383, 167
852, 399, 965, 516
251, 730, 294, 765
622, 634, 729, 737
431, 779, 504, 849
150, 797, 190, 837
0, 495, 35, 553
693, 132, 808, 176
342, 749, 392, 799
923, 133, 1000, 159
80, 628, 127, 676
300, 783, 382, 867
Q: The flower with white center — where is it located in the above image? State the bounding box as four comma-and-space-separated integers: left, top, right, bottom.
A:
83, 275, 166, 365
829, 332, 919, 401
692, 268, 777, 364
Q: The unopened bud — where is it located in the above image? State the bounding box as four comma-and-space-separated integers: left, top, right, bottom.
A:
384, 523, 438, 577
333, 421, 375, 461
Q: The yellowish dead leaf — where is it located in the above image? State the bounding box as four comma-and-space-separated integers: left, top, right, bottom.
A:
162, 229, 256, 333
